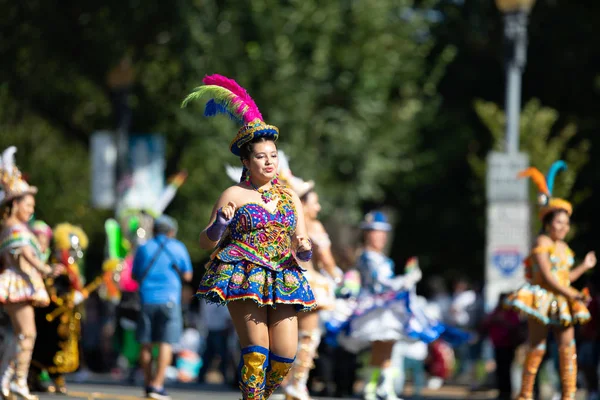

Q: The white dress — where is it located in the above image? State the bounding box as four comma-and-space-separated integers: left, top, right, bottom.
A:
335, 250, 418, 353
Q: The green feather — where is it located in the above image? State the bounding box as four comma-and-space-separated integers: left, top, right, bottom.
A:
181, 85, 233, 108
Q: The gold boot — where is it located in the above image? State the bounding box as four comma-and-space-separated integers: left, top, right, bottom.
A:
264, 352, 295, 399
515, 344, 546, 400
238, 346, 268, 400
558, 341, 577, 400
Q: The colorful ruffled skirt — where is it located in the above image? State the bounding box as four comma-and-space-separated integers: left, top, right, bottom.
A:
325, 290, 473, 354
0, 264, 50, 307
197, 259, 317, 312
325, 290, 411, 353
505, 282, 590, 326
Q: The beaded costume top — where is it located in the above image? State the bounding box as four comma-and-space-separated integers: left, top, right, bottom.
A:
211, 186, 300, 271
525, 244, 575, 289
0, 223, 43, 262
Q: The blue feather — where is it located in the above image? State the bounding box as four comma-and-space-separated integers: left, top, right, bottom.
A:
203, 99, 244, 124
546, 160, 568, 195
203, 99, 220, 117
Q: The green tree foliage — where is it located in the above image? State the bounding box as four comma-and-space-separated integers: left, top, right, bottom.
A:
0, 0, 448, 267
176, 0, 450, 217
469, 98, 591, 234
0, 87, 112, 273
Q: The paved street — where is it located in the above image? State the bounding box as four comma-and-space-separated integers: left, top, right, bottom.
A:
33, 379, 590, 400
35, 381, 502, 400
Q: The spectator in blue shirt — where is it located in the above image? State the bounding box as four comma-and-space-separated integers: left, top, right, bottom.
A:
132, 215, 193, 400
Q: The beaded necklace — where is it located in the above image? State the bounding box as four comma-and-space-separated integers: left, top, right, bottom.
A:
250, 181, 279, 204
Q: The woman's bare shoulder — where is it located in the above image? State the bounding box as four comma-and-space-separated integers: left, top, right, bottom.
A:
219, 184, 254, 205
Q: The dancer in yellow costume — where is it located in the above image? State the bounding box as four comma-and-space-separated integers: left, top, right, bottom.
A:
505, 161, 596, 400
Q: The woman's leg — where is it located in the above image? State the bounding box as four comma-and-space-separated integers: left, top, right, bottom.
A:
5, 302, 38, 399
228, 301, 269, 400
552, 325, 576, 400
264, 305, 298, 399
283, 310, 319, 399
410, 358, 426, 399
516, 318, 548, 400
365, 340, 397, 400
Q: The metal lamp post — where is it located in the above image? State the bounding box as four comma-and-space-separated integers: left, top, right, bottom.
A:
483, 0, 535, 313
495, 0, 536, 154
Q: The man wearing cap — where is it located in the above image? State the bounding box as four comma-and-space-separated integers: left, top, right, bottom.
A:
132, 215, 193, 400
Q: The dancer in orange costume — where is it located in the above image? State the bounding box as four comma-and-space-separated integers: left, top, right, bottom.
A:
505, 161, 595, 400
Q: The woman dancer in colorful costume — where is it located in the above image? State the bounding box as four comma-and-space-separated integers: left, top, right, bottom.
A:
505, 161, 595, 400
0, 147, 63, 400
277, 155, 342, 400
30, 223, 89, 394
182, 74, 316, 400
345, 212, 422, 400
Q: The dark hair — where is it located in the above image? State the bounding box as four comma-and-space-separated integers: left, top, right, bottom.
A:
239, 137, 275, 161
541, 208, 569, 233
1, 194, 28, 222
300, 189, 315, 204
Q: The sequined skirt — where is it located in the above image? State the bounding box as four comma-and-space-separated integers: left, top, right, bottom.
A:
505, 282, 590, 326
0, 264, 50, 307
197, 259, 317, 312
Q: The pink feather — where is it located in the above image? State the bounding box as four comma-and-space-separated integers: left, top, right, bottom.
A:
202, 74, 263, 123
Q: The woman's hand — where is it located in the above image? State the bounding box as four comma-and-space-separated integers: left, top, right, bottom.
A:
567, 287, 590, 303
219, 201, 237, 221
296, 236, 313, 262
296, 236, 311, 253
50, 263, 65, 277
206, 201, 237, 243
584, 251, 597, 270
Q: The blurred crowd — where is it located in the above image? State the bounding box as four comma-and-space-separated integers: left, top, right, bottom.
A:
67, 262, 599, 400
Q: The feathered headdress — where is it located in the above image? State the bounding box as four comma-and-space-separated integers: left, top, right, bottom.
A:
181, 74, 279, 156
53, 222, 89, 291
0, 146, 37, 205
518, 160, 572, 220
225, 164, 244, 183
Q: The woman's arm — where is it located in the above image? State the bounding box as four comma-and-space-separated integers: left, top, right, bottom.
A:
310, 221, 342, 280
534, 236, 580, 299
359, 251, 420, 291
569, 251, 596, 282
290, 191, 311, 260
20, 246, 53, 276
198, 187, 238, 250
